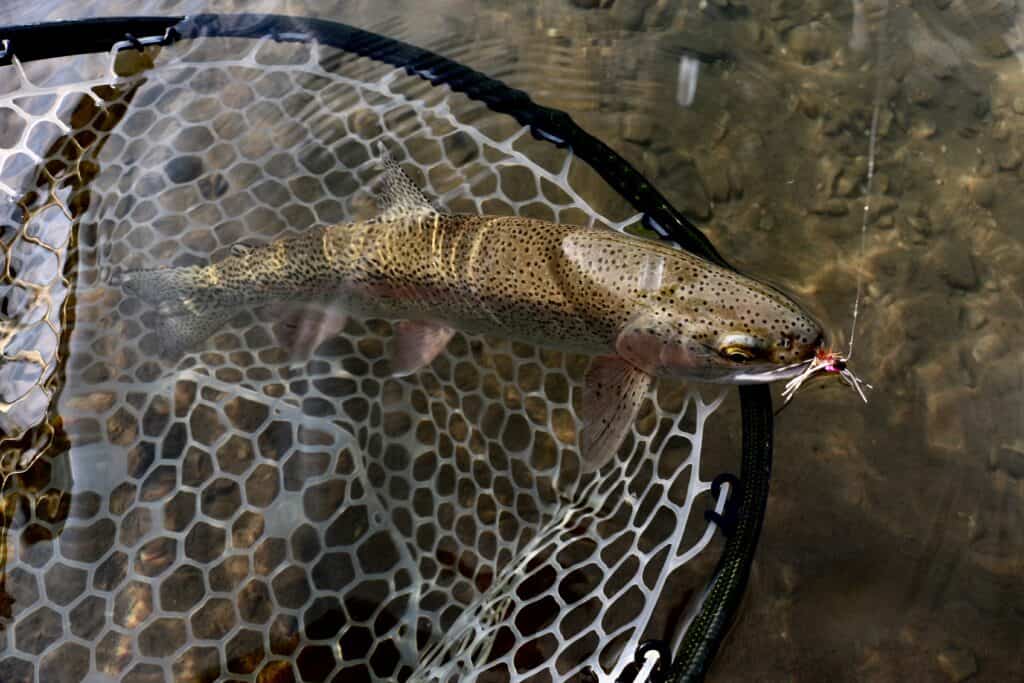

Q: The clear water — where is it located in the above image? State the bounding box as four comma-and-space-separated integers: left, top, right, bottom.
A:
1, 1, 1021, 682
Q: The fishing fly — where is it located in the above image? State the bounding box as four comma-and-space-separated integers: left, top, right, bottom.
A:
780, 346, 871, 405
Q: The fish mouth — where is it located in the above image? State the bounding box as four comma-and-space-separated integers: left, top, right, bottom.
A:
721, 360, 813, 385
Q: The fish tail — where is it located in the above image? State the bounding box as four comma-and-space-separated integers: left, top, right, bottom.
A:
120, 265, 228, 357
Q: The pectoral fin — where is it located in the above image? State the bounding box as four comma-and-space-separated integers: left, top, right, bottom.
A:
157, 308, 229, 358
270, 303, 348, 359
581, 356, 652, 473
614, 311, 700, 375
391, 320, 455, 376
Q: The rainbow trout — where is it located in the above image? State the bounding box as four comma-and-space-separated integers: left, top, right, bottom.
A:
123, 144, 824, 470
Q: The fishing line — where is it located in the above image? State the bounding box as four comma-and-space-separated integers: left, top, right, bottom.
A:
847, 0, 888, 362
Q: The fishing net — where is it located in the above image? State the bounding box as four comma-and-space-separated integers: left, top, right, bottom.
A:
0, 15, 757, 683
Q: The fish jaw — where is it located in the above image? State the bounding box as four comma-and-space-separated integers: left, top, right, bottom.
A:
698, 361, 815, 385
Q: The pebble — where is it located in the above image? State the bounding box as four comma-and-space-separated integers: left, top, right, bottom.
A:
877, 107, 894, 137
874, 196, 899, 215
836, 172, 861, 197
810, 198, 849, 216
778, 563, 798, 595
874, 171, 891, 194
670, 159, 711, 220
965, 177, 996, 208
979, 34, 1011, 59
992, 118, 1012, 141
907, 75, 939, 107
911, 120, 938, 139
995, 441, 1024, 479
925, 385, 970, 453
787, 22, 830, 63
997, 146, 1021, 171
936, 646, 977, 682
962, 306, 988, 330
935, 240, 979, 291
610, 0, 653, 31
817, 156, 842, 196
621, 113, 652, 145
1013, 96, 1024, 115
970, 332, 1002, 365
641, 150, 660, 177
703, 162, 731, 203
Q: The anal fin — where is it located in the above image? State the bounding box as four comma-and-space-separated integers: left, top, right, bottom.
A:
581, 356, 652, 473
391, 320, 455, 376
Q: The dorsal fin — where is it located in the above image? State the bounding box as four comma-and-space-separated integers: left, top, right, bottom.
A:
374, 141, 437, 220
230, 241, 255, 257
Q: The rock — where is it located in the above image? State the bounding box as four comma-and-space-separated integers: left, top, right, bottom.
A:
997, 146, 1021, 171
570, 0, 600, 8
1013, 96, 1024, 115
778, 563, 798, 595
809, 199, 849, 216
836, 172, 861, 197
874, 196, 899, 215
934, 239, 979, 291
996, 441, 1024, 479
875, 170, 895, 194
979, 34, 1011, 59
970, 331, 1002, 365
925, 386, 971, 453
911, 120, 938, 139
936, 646, 977, 682
704, 164, 730, 203
875, 107, 894, 137
962, 306, 988, 330
667, 159, 711, 220
641, 150, 660, 177
787, 22, 831, 63
965, 176, 996, 208
992, 119, 1012, 140
611, 0, 654, 31
818, 156, 842, 196
701, 155, 742, 204
907, 74, 939, 107
621, 113, 652, 145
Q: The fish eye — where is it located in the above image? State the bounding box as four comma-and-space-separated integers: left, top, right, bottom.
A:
721, 345, 755, 362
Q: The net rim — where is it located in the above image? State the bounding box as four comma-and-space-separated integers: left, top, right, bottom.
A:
0, 13, 776, 682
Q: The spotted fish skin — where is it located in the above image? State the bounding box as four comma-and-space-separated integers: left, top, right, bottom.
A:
126, 213, 821, 375
123, 148, 824, 469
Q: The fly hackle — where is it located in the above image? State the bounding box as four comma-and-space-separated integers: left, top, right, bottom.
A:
780, 348, 871, 408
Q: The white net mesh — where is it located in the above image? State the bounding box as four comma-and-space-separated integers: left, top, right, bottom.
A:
0, 30, 735, 683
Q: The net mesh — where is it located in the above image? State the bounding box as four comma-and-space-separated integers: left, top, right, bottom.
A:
0, 31, 734, 683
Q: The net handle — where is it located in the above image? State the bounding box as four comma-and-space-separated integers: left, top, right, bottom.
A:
0, 14, 775, 681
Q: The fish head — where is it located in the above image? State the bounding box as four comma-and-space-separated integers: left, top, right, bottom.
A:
682, 277, 825, 383
620, 274, 825, 385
